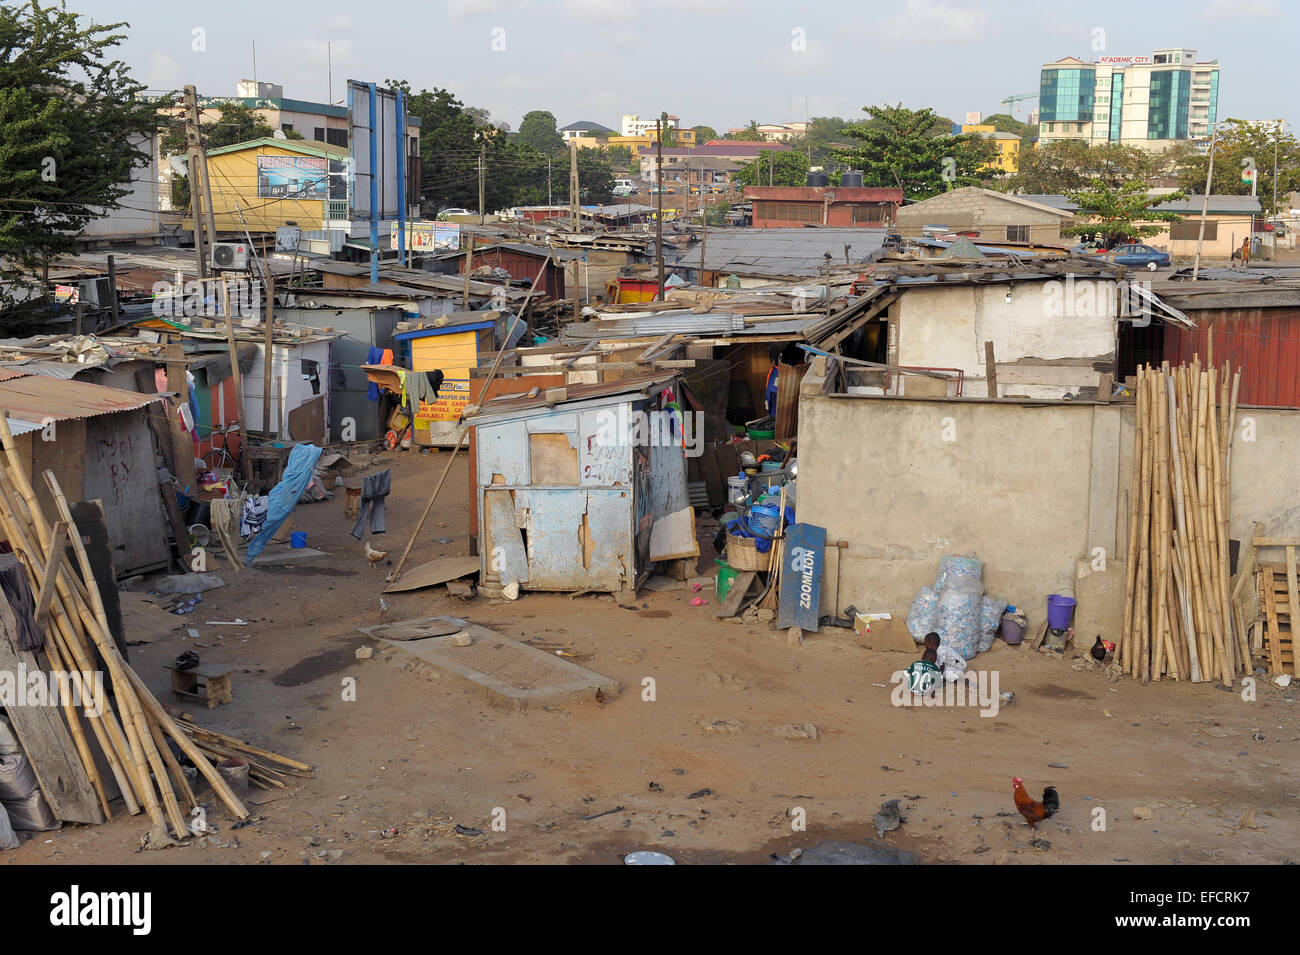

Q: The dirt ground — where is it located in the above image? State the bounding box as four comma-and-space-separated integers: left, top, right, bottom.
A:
5, 450, 1297, 866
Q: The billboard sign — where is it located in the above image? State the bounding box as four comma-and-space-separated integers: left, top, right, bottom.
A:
256, 155, 328, 200
348, 80, 403, 220
1097, 55, 1152, 65
391, 221, 460, 252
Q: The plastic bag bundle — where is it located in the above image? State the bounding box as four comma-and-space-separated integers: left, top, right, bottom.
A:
907, 587, 939, 642
0, 802, 18, 850
935, 555, 983, 594
937, 645, 967, 683
936, 590, 981, 659
0, 754, 58, 832
978, 596, 1008, 653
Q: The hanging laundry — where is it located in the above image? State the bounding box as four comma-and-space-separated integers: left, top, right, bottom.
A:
350, 468, 392, 539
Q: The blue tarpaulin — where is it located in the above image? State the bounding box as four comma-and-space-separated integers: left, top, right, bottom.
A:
244, 443, 322, 564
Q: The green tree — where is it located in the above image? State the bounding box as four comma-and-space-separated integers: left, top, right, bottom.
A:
980, 112, 1036, 142
1005, 140, 1195, 195
1178, 119, 1300, 216
731, 149, 810, 187
517, 110, 564, 155
391, 81, 493, 210
1063, 179, 1186, 242
701, 199, 730, 226
0, 0, 159, 303
160, 100, 277, 208
690, 125, 718, 143
836, 104, 995, 200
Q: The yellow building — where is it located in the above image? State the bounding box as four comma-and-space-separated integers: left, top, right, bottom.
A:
962, 124, 1021, 174
195, 138, 349, 234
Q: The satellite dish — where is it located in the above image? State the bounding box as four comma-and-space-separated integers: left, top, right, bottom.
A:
272, 130, 288, 140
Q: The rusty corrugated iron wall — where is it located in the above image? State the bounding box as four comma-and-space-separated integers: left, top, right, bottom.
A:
1164, 306, 1300, 408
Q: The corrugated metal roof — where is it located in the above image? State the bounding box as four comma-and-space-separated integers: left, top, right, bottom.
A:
0, 376, 160, 423
0, 369, 32, 382
675, 228, 888, 276
467, 374, 678, 421
560, 312, 747, 342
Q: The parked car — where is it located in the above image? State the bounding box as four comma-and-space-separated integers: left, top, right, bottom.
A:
437, 207, 474, 220
1069, 240, 1106, 255
612, 179, 637, 197
649, 185, 676, 195
1106, 243, 1171, 271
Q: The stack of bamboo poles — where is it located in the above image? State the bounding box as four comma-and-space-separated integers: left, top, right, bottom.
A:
0, 416, 252, 839
1119, 360, 1245, 685
172, 712, 313, 791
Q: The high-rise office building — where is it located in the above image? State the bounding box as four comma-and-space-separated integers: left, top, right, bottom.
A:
1038, 49, 1218, 149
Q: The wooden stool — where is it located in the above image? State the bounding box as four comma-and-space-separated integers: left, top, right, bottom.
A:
165, 662, 235, 709
344, 480, 363, 520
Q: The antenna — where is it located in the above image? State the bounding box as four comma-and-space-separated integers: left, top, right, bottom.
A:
327, 41, 333, 105
252, 40, 257, 89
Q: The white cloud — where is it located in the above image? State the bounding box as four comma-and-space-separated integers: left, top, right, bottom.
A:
882, 0, 986, 44
447, 0, 534, 23
563, 0, 744, 19
143, 52, 184, 92
1200, 0, 1283, 19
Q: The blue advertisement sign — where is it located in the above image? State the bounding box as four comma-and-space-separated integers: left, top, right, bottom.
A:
256, 155, 328, 200
778, 523, 826, 632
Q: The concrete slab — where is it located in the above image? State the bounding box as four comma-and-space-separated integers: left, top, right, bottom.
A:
375, 619, 619, 710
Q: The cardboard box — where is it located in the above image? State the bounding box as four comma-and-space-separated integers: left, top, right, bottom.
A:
854, 612, 916, 653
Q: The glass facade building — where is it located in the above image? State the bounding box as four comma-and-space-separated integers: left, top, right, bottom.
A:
1148, 70, 1190, 140
1108, 73, 1124, 141
1039, 67, 1095, 123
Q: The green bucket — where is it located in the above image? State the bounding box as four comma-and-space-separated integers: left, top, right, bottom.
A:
715, 558, 738, 603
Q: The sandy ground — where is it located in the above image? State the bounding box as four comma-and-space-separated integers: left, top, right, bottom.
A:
3, 450, 1297, 866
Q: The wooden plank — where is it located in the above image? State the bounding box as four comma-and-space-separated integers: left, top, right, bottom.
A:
383, 556, 480, 594
1287, 547, 1299, 673
1263, 571, 1285, 676
1250, 537, 1300, 547
714, 570, 756, 618
984, 341, 998, 398
0, 597, 104, 825
774, 362, 800, 439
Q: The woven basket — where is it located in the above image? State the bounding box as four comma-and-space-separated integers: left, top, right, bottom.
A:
726, 532, 771, 572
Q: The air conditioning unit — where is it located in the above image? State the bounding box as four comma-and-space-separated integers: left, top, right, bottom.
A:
211, 242, 250, 271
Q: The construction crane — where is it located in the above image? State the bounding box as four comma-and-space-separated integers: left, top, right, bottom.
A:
1000, 91, 1039, 116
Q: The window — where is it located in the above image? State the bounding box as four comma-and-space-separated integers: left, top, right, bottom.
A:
851, 204, 884, 224
326, 128, 349, 148
758, 201, 820, 223
313, 127, 325, 141
281, 123, 294, 134
1170, 220, 1216, 241
1006, 225, 1029, 242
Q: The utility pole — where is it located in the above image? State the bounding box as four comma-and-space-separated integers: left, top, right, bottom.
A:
182, 85, 217, 280
1193, 124, 1217, 280
655, 118, 665, 301
569, 142, 580, 232
263, 273, 275, 439
547, 155, 552, 207
478, 143, 485, 225
700, 222, 708, 288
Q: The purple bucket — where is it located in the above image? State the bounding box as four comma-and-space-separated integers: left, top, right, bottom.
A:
1046, 594, 1076, 630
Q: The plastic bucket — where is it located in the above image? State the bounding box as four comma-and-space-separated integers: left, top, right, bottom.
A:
999, 616, 1025, 644
1046, 594, 1076, 629
745, 503, 782, 540
290, 531, 307, 548
726, 475, 748, 505
715, 558, 737, 603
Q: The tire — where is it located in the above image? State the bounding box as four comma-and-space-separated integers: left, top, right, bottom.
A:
1146, 260, 1159, 272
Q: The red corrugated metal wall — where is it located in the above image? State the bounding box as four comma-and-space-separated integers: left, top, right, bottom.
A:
1163, 307, 1300, 407
458, 248, 564, 299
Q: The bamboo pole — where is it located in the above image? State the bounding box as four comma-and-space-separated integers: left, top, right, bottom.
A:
1152, 369, 1168, 680
0, 455, 143, 812
1135, 370, 1153, 680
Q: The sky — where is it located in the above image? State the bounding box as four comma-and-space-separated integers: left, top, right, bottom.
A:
86, 0, 1296, 133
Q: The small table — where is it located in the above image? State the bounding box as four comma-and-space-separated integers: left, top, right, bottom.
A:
165, 662, 235, 709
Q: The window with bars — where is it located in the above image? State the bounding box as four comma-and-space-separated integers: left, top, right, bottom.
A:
1006, 225, 1029, 242
851, 204, 884, 224
758, 202, 820, 223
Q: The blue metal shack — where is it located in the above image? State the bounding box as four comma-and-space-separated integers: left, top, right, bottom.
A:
465, 375, 691, 594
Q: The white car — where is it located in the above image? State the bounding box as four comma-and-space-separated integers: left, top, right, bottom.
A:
611, 179, 637, 197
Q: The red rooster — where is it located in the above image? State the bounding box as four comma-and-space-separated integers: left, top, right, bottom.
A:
1012, 777, 1060, 829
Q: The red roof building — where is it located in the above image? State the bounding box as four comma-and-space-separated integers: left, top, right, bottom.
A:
743, 186, 905, 229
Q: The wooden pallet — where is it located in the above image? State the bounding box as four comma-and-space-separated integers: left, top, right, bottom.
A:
1257, 561, 1296, 675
